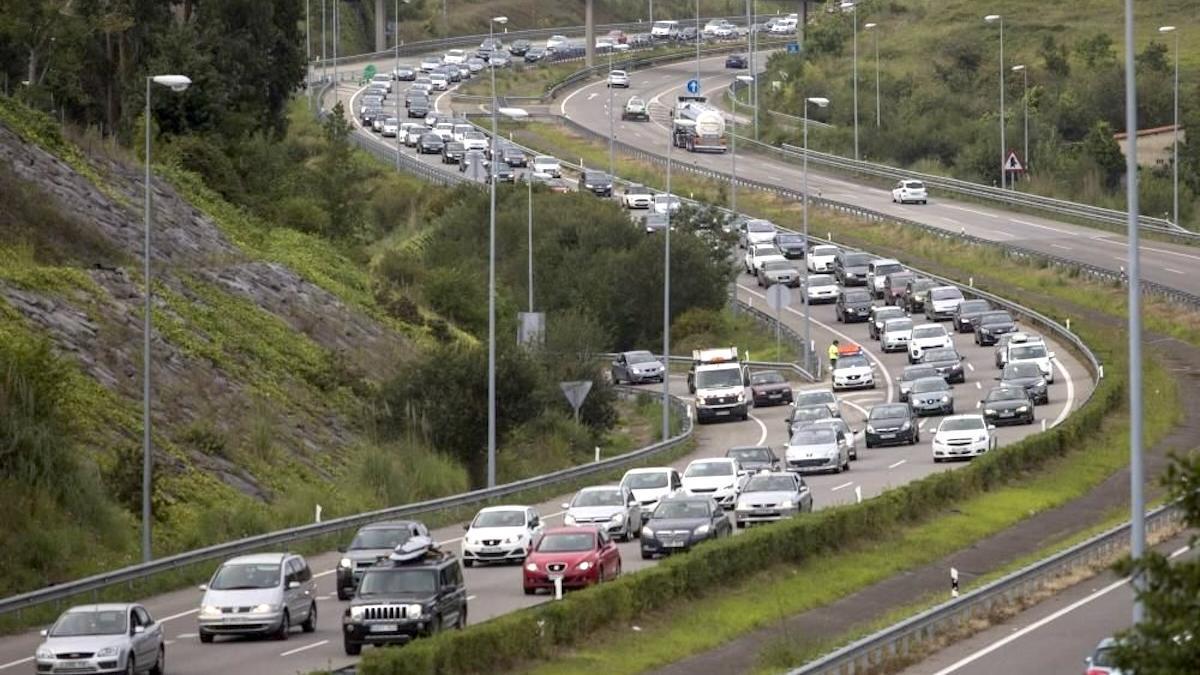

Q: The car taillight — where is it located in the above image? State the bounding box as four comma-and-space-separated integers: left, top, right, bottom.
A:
1084, 669, 1109, 675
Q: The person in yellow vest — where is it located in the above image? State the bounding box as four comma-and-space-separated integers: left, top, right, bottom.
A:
827, 340, 840, 379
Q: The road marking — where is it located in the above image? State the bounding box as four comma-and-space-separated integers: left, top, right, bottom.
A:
1142, 245, 1200, 262
0, 657, 33, 670
164, 640, 175, 646
749, 412, 769, 446
1010, 218, 1073, 235
314, 568, 336, 578
466, 595, 477, 601
280, 639, 329, 657
1165, 267, 1185, 275
1050, 244, 1071, 250
966, 363, 975, 372
1048, 357, 1076, 428
918, 419, 928, 430
159, 608, 199, 623
944, 205, 997, 218
588, 92, 598, 100
975, 381, 982, 390
831, 481, 854, 491
841, 398, 870, 418
175, 633, 198, 639
976, 401, 981, 409
888, 459, 907, 469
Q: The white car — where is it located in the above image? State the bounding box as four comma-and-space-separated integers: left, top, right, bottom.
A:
531, 155, 561, 177
807, 244, 839, 273
713, 21, 737, 38
908, 323, 954, 363
924, 286, 965, 321
831, 350, 875, 391
428, 72, 449, 90
461, 505, 543, 567
801, 274, 840, 304
652, 193, 682, 214
380, 118, 399, 137
452, 123, 473, 142
681, 458, 745, 507
892, 179, 928, 204
620, 467, 683, 519
744, 243, 786, 276
404, 125, 429, 146
444, 48, 467, 65
461, 131, 489, 152
881, 317, 914, 353
792, 388, 841, 418
1004, 333, 1056, 382
409, 81, 434, 95
607, 70, 630, 88
769, 17, 798, 34
419, 57, 442, 72
866, 258, 905, 298
650, 20, 679, 39
433, 121, 456, 140
545, 35, 569, 51
932, 414, 996, 462
807, 417, 859, 460
703, 19, 725, 36
785, 425, 850, 474
739, 219, 778, 248
562, 485, 643, 541
622, 183, 654, 209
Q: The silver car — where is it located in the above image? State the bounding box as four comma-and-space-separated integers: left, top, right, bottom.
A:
197, 553, 318, 642
562, 485, 643, 540
734, 472, 812, 527
785, 425, 851, 474
881, 317, 914, 352
35, 604, 165, 675
806, 417, 859, 460
758, 259, 801, 287
611, 350, 665, 384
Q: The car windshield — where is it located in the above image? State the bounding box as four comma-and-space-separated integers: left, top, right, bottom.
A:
931, 288, 963, 300
940, 417, 984, 432
350, 528, 411, 550
874, 263, 903, 276
622, 472, 668, 490
986, 388, 1026, 402
534, 156, 557, 165
791, 427, 836, 445
791, 406, 832, 422
610, 70, 627, 77
923, 348, 958, 362
358, 569, 437, 596
812, 246, 838, 256
870, 405, 910, 420
695, 368, 742, 389
1010, 344, 1047, 359
911, 378, 949, 394
889, 275, 914, 288
885, 318, 913, 332
795, 392, 834, 406
904, 181, 925, 190
914, 281, 937, 293
50, 610, 128, 637
902, 366, 936, 381
209, 563, 281, 590
573, 489, 623, 507
809, 276, 836, 288
1091, 646, 1119, 667
960, 300, 991, 313
1005, 363, 1043, 379
747, 221, 775, 232
913, 326, 945, 339
626, 351, 656, 364
727, 447, 771, 462
842, 253, 872, 266
653, 500, 710, 519
979, 312, 1012, 325
627, 98, 644, 106
537, 532, 596, 552
844, 290, 872, 303
837, 354, 869, 368
751, 371, 785, 385
685, 461, 733, 478
753, 245, 781, 256
745, 476, 796, 492
473, 510, 526, 528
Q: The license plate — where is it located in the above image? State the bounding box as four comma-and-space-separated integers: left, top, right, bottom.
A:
61, 661, 88, 669
481, 546, 499, 552
1000, 411, 1014, 417
715, 410, 730, 416
665, 540, 686, 548
548, 573, 564, 581
754, 509, 775, 515
880, 433, 896, 439
768, 393, 781, 399
370, 624, 398, 633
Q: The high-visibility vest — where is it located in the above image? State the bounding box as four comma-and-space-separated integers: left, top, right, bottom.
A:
828, 344, 840, 361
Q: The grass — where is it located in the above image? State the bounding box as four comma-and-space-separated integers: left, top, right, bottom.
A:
672, 306, 800, 364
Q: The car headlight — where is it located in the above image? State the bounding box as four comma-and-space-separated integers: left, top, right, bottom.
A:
901, 420, 912, 430
95, 646, 120, 658
525, 562, 538, 572
1017, 405, 1029, 412
564, 514, 576, 525
339, 557, 352, 568
407, 603, 424, 617
199, 604, 222, 619
780, 499, 794, 509
610, 512, 625, 523
350, 606, 365, 621
737, 392, 746, 402
35, 647, 53, 660
1036, 379, 1046, 387
577, 561, 592, 571
693, 524, 710, 536
504, 534, 524, 544
866, 425, 875, 433
251, 603, 276, 614
642, 526, 655, 537
977, 436, 988, 443
984, 408, 997, 415
941, 395, 950, 402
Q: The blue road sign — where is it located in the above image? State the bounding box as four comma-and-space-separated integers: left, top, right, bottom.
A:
686, 78, 700, 95
786, 41, 800, 54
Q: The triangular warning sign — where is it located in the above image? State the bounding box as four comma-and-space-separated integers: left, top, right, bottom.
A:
1004, 151, 1024, 172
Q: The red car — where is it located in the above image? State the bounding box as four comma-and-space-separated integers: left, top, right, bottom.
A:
607, 29, 628, 44
523, 527, 622, 595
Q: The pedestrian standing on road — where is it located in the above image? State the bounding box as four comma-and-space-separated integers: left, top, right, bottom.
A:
828, 340, 840, 379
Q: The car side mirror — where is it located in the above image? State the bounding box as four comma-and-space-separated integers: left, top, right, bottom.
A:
337, 545, 347, 553
1049, 352, 1057, 358
198, 584, 208, 592
561, 502, 571, 510
39, 629, 48, 638
988, 425, 996, 431
462, 523, 470, 531
288, 580, 300, 590
133, 625, 146, 634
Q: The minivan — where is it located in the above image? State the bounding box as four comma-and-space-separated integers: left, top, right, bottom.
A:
197, 553, 318, 642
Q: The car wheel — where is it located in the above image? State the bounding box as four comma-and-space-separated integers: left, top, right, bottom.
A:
933, 457, 943, 463
343, 638, 362, 656
463, 559, 474, 568
456, 608, 468, 630
851, 450, 858, 460
274, 611, 290, 641
199, 631, 213, 644
1027, 415, 1036, 425
302, 602, 317, 633
865, 440, 874, 449
149, 646, 165, 675
843, 458, 851, 471
641, 551, 653, 560
125, 657, 135, 675
523, 586, 536, 595
913, 431, 921, 444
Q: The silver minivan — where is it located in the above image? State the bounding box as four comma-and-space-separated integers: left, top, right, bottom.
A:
197, 553, 318, 642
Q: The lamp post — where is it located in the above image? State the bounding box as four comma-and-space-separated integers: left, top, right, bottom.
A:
1012, 64, 1028, 180
803, 96, 829, 373
731, 75, 754, 214
663, 117, 674, 442
486, 15, 508, 489
694, 0, 701, 83
984, 14, 1005, 189
864, 22, 879, 128
608, 48, 615, 177
306, 0, 311, 108
1160, 25, 1179, 227
527, 172, 534, 312
394, 0, 401, 170
841, 2, 859, 160
142, 73, 192, 563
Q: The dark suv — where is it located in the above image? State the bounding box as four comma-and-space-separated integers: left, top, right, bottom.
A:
342, 546, 467, 655
336, 520, 431, 600
835, 288, 874, 323
834, 251, 874, 286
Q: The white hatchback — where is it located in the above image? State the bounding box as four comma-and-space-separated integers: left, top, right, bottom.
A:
607, 70, 630, 88
531, 155, 561, 177
807, 244, 839, 273
892, 179, 928, 204
908, 323, 953, 363
932, 415, 996, 462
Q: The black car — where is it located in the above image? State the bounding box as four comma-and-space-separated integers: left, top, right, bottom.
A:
417, 133, 444, 154
974, 310, 1018, 346
919, 347, 966, 384
981, 386, 1036, 425
868, 305, 907, 340
954, 299, 993, 333
394, 66, 417, 81
677, 26, 699, 41
524, 47, 546, 62
997, 361, 1049, 405
786, 404, 834, 435
902, 277, 938, 313
774, 232, 807, 259
909, 376, 955, 416
639, 495, 731, 559
501, 146, 527, 167
407, 99, 430, 118
360, 107, 385, 126
835, 288, 874, 323
865, 403, 919, 447
508, 39, 531, 56
725, 446, 780, 472
749, 369, 793, 406
493, 162, 515, 183
725, 53, 748, 69
441, 141, 466, 164
834, 251, 874, 287
336, 520, 431, 600
579, 170, 613, 196
341, 544, 467, 655
898, 364, 939, 402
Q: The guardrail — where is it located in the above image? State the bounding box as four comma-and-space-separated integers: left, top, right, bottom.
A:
0, 387, 692, 617
786, 502, 1184, 675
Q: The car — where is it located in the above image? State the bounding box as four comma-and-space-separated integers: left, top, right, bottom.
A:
774, 232, 807, 259
1003, 333, 1056, 382
579, 170, 614, 196
703, 18, 727, 36
492, 162, 515, 183
758, 259, 801, 287
419, 56, 442, 71
607, 69, 630, 87
460, 506, 543, 567
908, 323, 953, 363
479, 37, 505, 53
441, 66, 462, 82
734, 472, 811, 527
745, 244, 786, 276
681, 458, 746, 508
919, 346, 967, 383
409, 81, 434, 95
407, 98, 430, 118
359, 107, 385, 126
749, 369, 793, 406
832, 350, 875, 391
524, 47, 546, 62
881, 316, 915, 353
835, 288, 874, 323
595, 35, 615, 50
677, 26, 699, 41
785, 425, 851, 474
1083, 637, 1127, 675
770, 15, 798, 33
902, 277, 939, 313
786, 404, 835, 435
545, 34, 569, 50
35, 604, 165, 675
865, 402, 920, 447
489, 53, 511, 68
640, 495, 732, 559
530, 171, 571, 192
441, 141, 466, 164
908, 376, 955, 416
650, 20, 679, 39
336, 520, 432, 600
792, 388, 840, 418
643, 212, 670, 233
712, 20, 737, 38
460, 130, 488, 152
866, 258, 905, 298
924, 286, 965, 321
801, 274, 840, 304
953, 298, 993, 333
341, 541, 465, 655
884, 271, 917, 305
652, 193, 682, 214
973, 310, 1018, 346
507, 39, 531, 56
459, 149, 489, 181
380, 117, 400, 137
898, 364, 939, 402
447, 122, 470, 142
394, 65, 417, 80
523, 526, 622, 594
981, 386, 1035, 425
892, 179, 929, 204
621, 183, 654, 208
417, 132, 444, 154
869, 305, 907, 340
404, 125, 430, 146
807, 244, 838, 273
497, 145, 526, 167
997, 361, 1050, 405
465, 57, 486, 72
725, 446, 781, 473
607, 29, 628, 44
562, 485, 642, 541
738, 218, 778, 248
932, 414, 996, 462
619, 467, 683, 519
531, 155, 561, 177
807, 417, 860, 460
610, 350, 665, 384
622, 96, 649, 121
834, 250, 874, 286
198, 553, 318, 642
428, 72, 449, 90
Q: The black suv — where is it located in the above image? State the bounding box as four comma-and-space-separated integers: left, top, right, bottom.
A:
342, 546, 467, 655
835, 288, 874, 323
834, 251, 874, 286
336, 520, 432, 600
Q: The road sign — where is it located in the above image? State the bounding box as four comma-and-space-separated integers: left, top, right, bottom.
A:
560, 381, 594, 423
517, 312, 545, 346
786, 41, 800, 54
686, 78, 700, 95
363, 64, 377, 82
766, 284, 793, 310
1004, 150, 1025, 173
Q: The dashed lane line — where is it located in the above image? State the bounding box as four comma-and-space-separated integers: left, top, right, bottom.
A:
888, 459, 907, 469
280, 640, 329, 657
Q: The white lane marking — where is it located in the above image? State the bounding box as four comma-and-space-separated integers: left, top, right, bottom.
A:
560, 76, 608, 115
1011, 218, 1073, 235
466, 595, 477, 601
280, 640, 329, 657
1171, 545, 1189, 558
749, 412, 769, 446
164, 640, 175, 646
831, 481, 854, 491
1165, 267, 1185, 275
1048, 358, 1076, 428
975, 382, 982, 390
888, 459, 907, 469
314, 568, 336, 578
932, 544, 1191, 675
0, 657, 33, 670
976, 401, 981, 409
175, 633, 198, 639
159, 608, 199, 623
841, 399, 870, 418
1050, 244, 1071, 250
918, 419, 928, 430
1143, 245, 1200, 263
944, 205, 997, 218
966, 363, 975, 372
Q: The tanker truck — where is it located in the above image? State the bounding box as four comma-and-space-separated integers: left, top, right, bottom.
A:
672, 95, 727, 153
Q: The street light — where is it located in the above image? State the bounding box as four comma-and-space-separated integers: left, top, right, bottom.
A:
731, 74, 754, 214
142, 73, 191, 563
608, 48, 615, 177
694, 0, 701, 83
662, 113, 674, 442
486, 15, 508, 489
1160, 25, 1179, 227
841, 2, 859, 161
803, 96, 829, 374
864, 22, 880, 128
1012, 64, 1028, 180
984, 14, 1005, 189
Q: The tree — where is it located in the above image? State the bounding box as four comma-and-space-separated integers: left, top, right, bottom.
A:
1082, 120, 1126, 189
1111, 452, 1200, 673
1076, 33, 1117, 69
314, 102, 367, 239
1136, 41, 1170, 75
1039, 35, 1071, 78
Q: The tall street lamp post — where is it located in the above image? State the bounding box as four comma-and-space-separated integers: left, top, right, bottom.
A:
803, 96, 829, 373
1160, 25, 1179, 227
608, 48, 615, 177
662, 119, 675, 442
864, 22, 879, 128
840, 2, 859, 160
486, 15, 508, 489
1012, 64, 1028, 180
984, 14, 1005, 189
731, 75, 754, 214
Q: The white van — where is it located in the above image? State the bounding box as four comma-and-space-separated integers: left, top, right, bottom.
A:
651, 20, 679, 38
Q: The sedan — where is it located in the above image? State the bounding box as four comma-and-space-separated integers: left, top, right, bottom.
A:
501, 146, 527, 167
908, 376, 955, 416
869, 305, 907, 340
508, 39, 531, 56
562, 485, 641, 541
801, 274, 839, 304
865, 402, 919, 447
898, 364, 939, 402
908, 323, 953, 363
758, 259, 801, 288
932, 414, 996, 462
531, 155, 561, 177
892, 179, 928, 204
835, 288, 874, 323
579, 170, 614, 196
640, 496, 731, 559
393, 65, 416, 80
954, 299, 993, 333
792, 389, 840, 418
974, 310, 1018, 346
881, 317, 914, 353
981, 386, 1036, 425
681, 458, 745, 508
749, 370, 793, 406
725, 445, 781, 473
461, 505, 542, 566
35, 604, 165, 675
919, 346, 967, 384
884, 271, 916, 305
786, 404, 833, 435
523, 527, 621, 594
524, 47, 546, 62
807, 244, 838, 273
610, 350, 665, 384
416, 133, 444, 154
997, 361, 1050, 405
734, 472, 811, 527
832, 352, 875, 391
725, 53, 748, 69
441, 141, 466, 164
784, 425, 850, 474
607, 69, 630, 87
774, 232, 807, 259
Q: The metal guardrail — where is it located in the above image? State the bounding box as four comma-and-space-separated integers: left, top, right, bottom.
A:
0, 388, 692, 617
787, 502, 1184, 675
